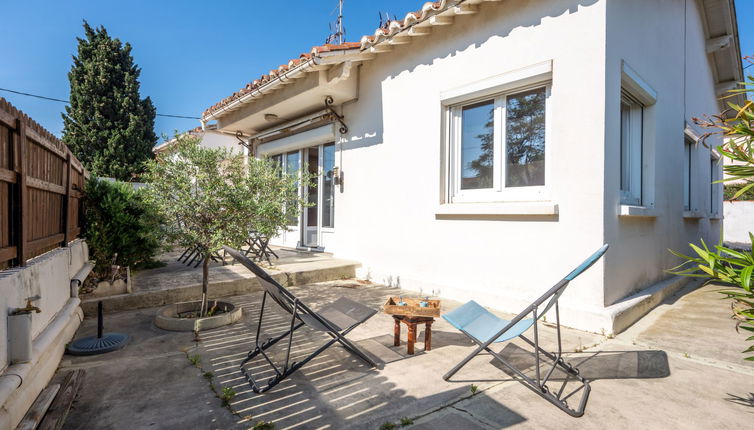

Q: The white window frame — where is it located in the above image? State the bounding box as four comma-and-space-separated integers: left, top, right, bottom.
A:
618, 61, 657, 213
620, 92, 644, 206
444, 84, 551, 204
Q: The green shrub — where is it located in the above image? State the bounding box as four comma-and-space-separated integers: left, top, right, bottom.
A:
84, 177, 163, 277
724, 183, 754, 201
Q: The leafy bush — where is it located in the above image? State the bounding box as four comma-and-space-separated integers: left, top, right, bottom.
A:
724, 183, 754, 201
84, 177, 163, 278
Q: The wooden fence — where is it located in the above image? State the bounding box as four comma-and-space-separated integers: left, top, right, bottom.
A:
0, 98, 87, 269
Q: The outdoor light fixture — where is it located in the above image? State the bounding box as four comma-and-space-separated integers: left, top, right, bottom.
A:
264, 113, 278, 122
333, 166, 341, 185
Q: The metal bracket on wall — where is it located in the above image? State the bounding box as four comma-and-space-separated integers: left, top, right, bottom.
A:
324, 96, 348, 134
235, 130, 250, 149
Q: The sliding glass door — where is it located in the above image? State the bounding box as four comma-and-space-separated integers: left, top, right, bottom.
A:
273, 142, 335, 249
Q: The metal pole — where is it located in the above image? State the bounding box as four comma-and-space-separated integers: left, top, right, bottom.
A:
97, 301, 103, 339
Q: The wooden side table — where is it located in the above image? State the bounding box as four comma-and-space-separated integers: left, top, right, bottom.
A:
393, 315, 434, 355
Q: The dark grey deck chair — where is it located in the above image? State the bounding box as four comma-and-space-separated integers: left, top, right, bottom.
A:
223, 246, 378, 393
442, 244, 608, 417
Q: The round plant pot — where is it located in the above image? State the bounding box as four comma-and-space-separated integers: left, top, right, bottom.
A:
155, 301, 242, 332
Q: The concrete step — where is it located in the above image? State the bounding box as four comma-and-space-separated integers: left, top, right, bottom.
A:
80, 258, 359, 317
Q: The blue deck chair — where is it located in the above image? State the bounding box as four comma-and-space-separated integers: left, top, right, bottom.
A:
442, 244, 608, 417
223, 246, 378, 393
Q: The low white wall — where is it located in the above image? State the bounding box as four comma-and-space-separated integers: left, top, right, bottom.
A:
724, 201, 754, 248
0, 240, 88, 429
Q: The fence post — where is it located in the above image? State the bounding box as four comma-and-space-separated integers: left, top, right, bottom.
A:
63, 152, 72, 246
14, 118, 27, 266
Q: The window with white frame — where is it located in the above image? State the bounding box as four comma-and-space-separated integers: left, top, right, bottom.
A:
447, 85, 549, 202
683, 136, 693, 211
620, 92, 643, 205
710, 154, 721, 215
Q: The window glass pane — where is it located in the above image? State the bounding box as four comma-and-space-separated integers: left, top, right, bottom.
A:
505, 88, 546, 187
285, 151, 300, 226
620, 94, 643, 205
306, 148, 318, 227
322, 143, 335, 228
460, 100, 495, 189
683, 139, 692, 210
271, 154, 283, 177
710, 157, 719, 213
620, 101, 632, 193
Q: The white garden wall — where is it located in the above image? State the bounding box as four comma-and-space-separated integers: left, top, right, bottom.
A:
0, 240, 88, 429
724, 200, 754, 248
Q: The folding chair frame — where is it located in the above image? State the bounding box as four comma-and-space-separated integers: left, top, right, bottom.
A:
223, 246, 376, 394
240, 291, 377, 393
443, 245, 608, 417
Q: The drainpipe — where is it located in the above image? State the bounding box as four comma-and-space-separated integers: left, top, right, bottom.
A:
70, 262, 94, 298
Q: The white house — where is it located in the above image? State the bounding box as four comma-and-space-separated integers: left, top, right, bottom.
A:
200, 0, 744, 334
153, 125, 241, 155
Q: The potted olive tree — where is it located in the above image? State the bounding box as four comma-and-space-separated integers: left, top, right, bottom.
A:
144, 133, 307, 330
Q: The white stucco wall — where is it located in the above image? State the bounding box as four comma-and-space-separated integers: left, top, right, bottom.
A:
724, 200, 754, 248
0, 241, 87, 429
200, 131, 241, 152
0, 240, 87, 370
603, 0, 723, 306
334, 0, 609, 329
245, 0, 728, 334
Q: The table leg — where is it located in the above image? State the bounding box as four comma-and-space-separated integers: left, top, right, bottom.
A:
424, 320, 433, 351
393, 318, 400, 347
407, 322, 416, 355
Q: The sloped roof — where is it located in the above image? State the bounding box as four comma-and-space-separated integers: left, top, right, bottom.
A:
202, 43, 360, 118
203, 0, 745, 121
202, 0, 473, 120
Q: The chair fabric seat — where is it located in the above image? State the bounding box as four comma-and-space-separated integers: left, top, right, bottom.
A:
300, 297, 376, 332
443, 300, 534, 343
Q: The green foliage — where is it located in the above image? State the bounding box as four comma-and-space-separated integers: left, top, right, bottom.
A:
399, 417, 414, 426
672, 66, 754, 360
470, 384, 478, 395
203, 371, 213, 380
62, 21, 156, 180
143, 134, 310, 316
220, 387, 236, 407
84, 177, 162, 278
188, 354, 200, 367
251, 421, 275, 430
724, 183, 754, 201
379, 422, 396, 430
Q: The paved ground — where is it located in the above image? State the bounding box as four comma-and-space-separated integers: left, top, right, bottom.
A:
57, 280, 753, 429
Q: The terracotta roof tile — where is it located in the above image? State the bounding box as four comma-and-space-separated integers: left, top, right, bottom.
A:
203, 1, 459, 119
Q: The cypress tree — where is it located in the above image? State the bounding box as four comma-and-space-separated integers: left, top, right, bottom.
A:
62, 21, 157, 180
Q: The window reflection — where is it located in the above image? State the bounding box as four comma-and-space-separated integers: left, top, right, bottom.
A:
285, 151, 300, 226
505, 88, 546, 187
461, 100, 495, 189
322, 143, 335, 228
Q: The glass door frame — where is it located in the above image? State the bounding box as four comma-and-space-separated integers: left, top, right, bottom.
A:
273, 142, 335, 251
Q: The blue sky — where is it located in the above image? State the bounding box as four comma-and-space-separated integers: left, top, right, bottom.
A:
0, 0, 751, 141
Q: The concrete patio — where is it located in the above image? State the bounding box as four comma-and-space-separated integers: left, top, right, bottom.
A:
79, 247, 359, 316
57, 279, 753, 429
